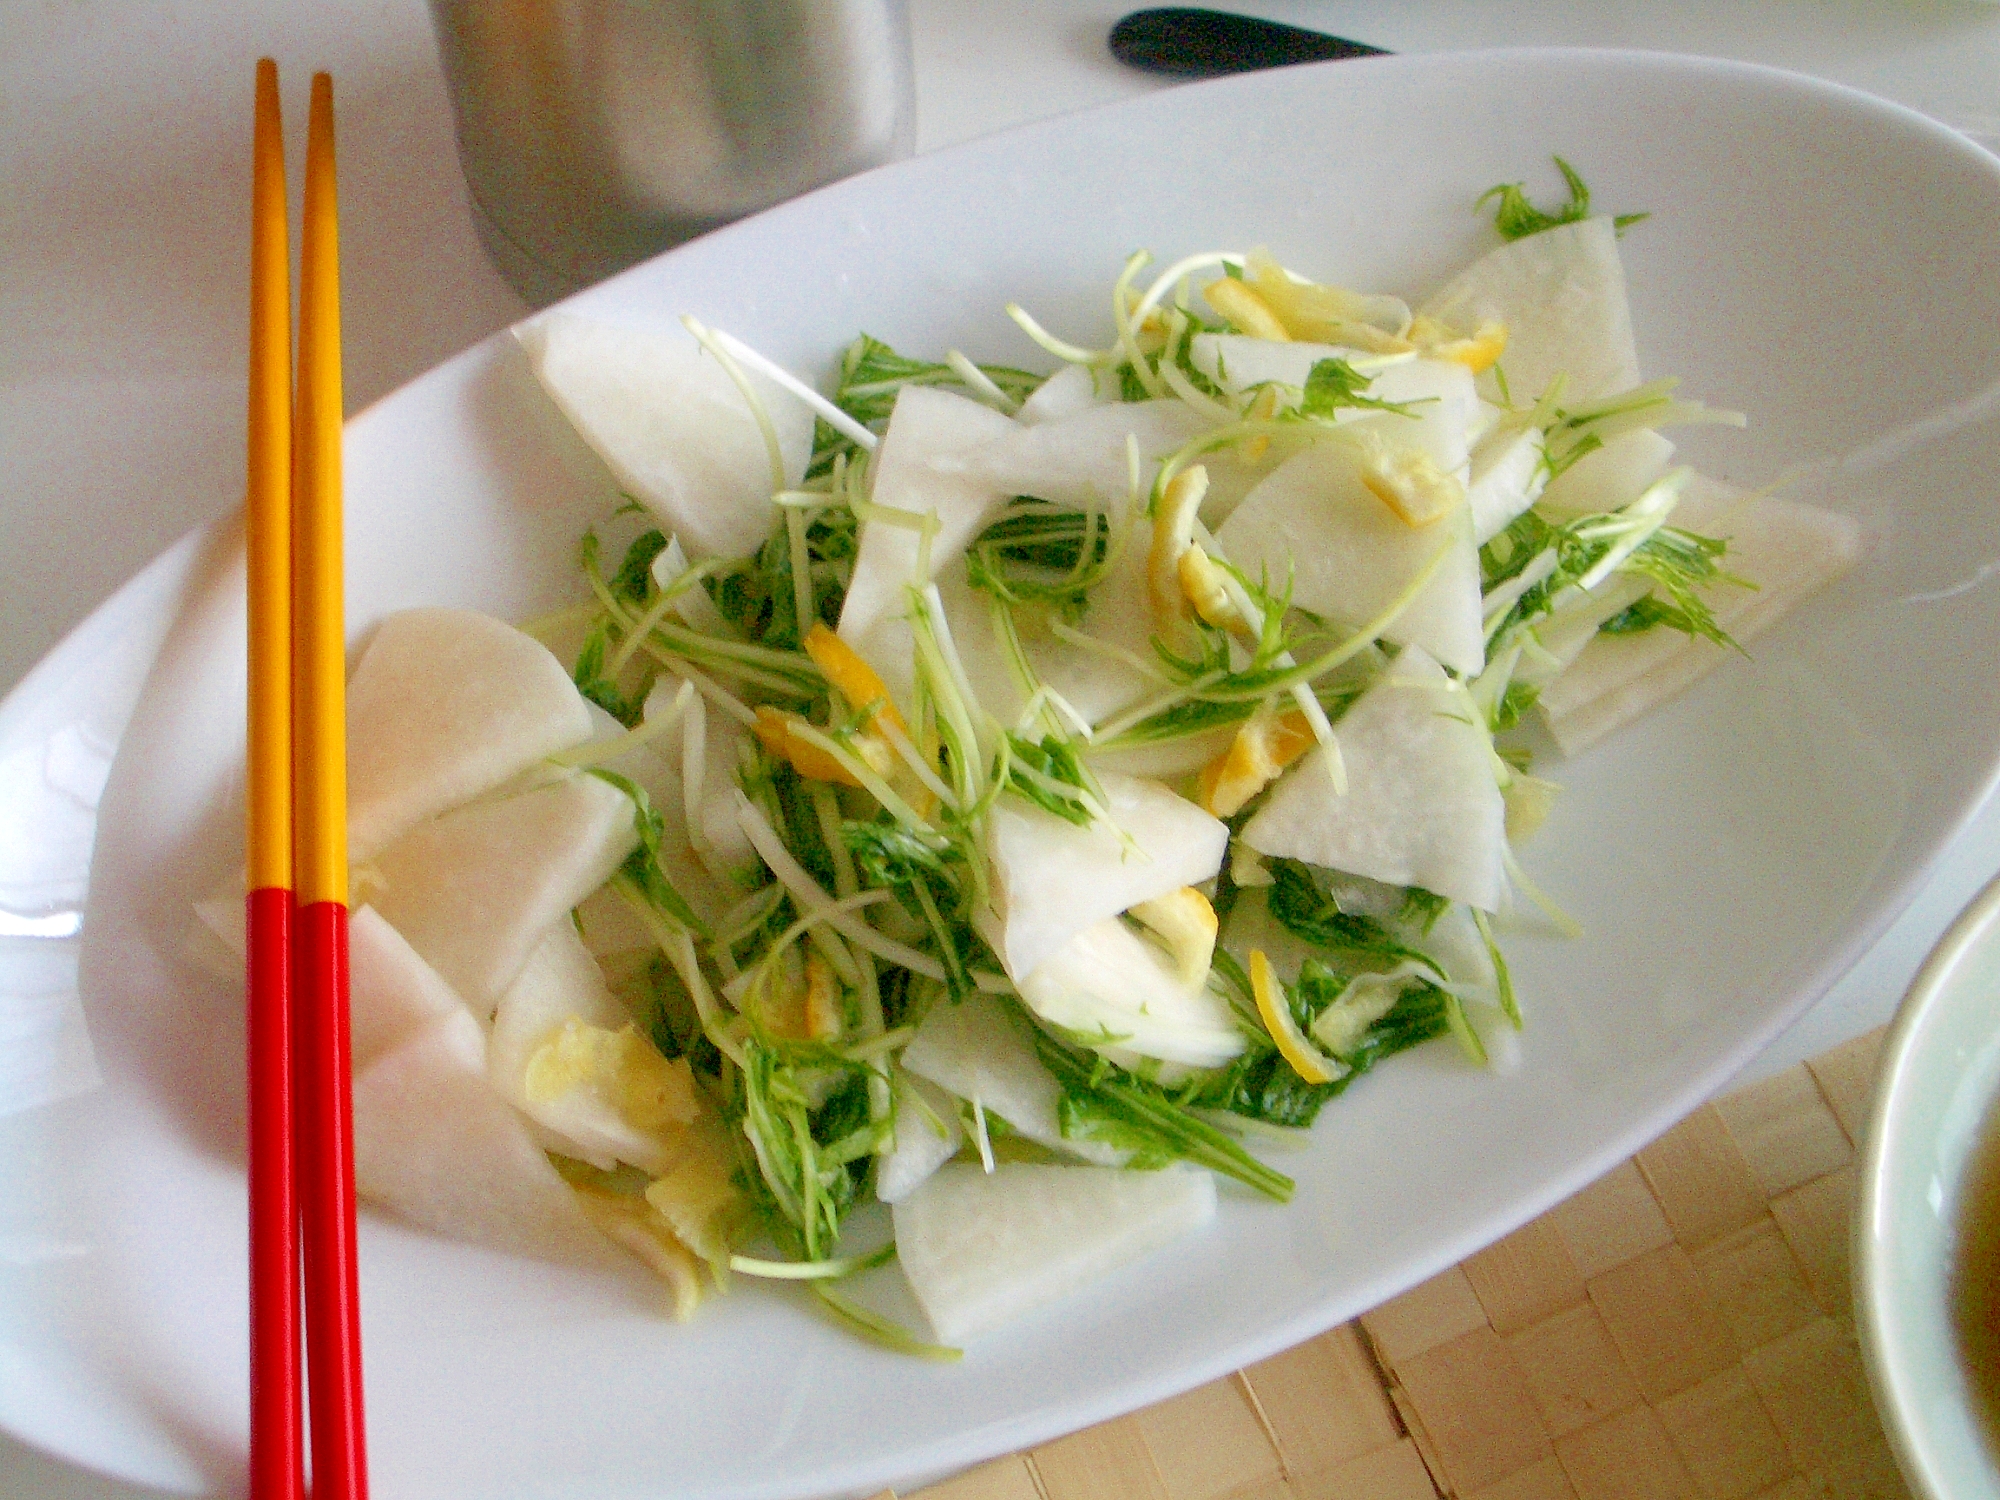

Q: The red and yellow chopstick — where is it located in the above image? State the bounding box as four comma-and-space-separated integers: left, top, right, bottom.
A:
245, 54, 302, 1500
245, 60, 368, 1500
291, 68, 369, 1500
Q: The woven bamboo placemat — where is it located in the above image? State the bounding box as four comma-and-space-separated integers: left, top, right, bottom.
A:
907, 1026, 1901, 1500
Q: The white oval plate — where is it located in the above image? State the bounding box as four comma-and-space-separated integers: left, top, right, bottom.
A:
9, 48, 2000, 1500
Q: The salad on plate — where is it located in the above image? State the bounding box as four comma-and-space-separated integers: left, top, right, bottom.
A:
199, 164, 1860, 1353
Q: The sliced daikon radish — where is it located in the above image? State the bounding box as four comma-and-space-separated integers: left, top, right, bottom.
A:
1540, 484, 1863, 755
1015, 918, 1245, 1071
350, 903, 468, 1072
1467, 423, 1548, 545
986, 771, 1227, 981
370, 771, 638, 1015
515, 313, 812, 560
1243, 645, 1506, 910
894, 1161, 1215, 1342
651, 534, 739, 638
674, 688, 757, 883
346, 607, 593, 863
586, 695, 739, 929
837, 386, 1017, 660
488, 921, 698, 1174
1022, 513, 1159, 723
1356, 358, 1480, 479
1017, 363, 1102, 425
352, 1005, 625, 1270
1216, 441, 1485, 676
1426, 903, 1499, 1000
1515, 575, 1653, 694
1537, 428, 1676, 519
901, 991, 1123, 1165
938, 399, 1207, 513
1420, 217, 1640, 405
1188, 332, 1352, 395
876, 1073, 964, 1204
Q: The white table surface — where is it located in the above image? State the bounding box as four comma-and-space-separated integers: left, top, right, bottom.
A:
3, 2, 1997, 1493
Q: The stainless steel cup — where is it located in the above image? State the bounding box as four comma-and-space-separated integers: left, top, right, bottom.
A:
428, 0, 915, 306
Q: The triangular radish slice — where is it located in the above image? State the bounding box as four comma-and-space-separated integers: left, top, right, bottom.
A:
1215, 440, 1485, 676
893, 1161, 1215, 1343
350, 903, 468, 1072
346, 607, 594, 863
986, 771, 1227, 981
585, 696, 740, 930
488, 922, 697, 1175
1538, 483, 1863, 755
515, 312, 812, 560
937, 399, 1208, 514
1015, 918, 1244, 1071
370, 771, 638, 1016
1017, 364, 1103, 425
1420, 217, 1640, 405
839, 386, 1016, 641
1467, 423, 1548, 545
1538, 428, 1675, 519
901, 991, 1123, 1166
875, 1073, 964, 1205
353, 1004, 625, 1270
1242, 645, 1506, 911
1188, 333, 1360, 396
1354, 358, 1481, 479
838, 386, 1017, 696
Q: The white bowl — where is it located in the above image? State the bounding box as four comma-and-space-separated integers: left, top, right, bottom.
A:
1859, 875, 2000, 1500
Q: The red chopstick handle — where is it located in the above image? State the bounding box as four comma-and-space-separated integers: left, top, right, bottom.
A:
247, 887, 303, 1500
296, 899, 368, 1500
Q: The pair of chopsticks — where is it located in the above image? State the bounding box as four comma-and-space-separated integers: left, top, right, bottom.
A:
245, 58, 368, 1500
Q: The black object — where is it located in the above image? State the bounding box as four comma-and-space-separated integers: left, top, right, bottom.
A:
1108, 7, 1388, 79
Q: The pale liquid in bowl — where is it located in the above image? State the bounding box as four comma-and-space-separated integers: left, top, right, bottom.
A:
1956, 1104, 2000, 1450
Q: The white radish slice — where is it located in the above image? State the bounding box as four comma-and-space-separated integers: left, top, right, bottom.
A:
346, 607, 593, 863
1188, 338, 1480, 479
350, 904, 468, 1072
893, 1161, 1215, 1343
370, 771, 638, 1016
1538, 428, 1676, 519
674, 688, 757, 883
1015, 918, 1244, 1071
1216, 440, 1485, 676
1351, 358, 1480, 481
839, 386, 1018, 649
515, 312, 812, 560
1467, 424, 1549, 545
937, 400, 1208, 514
1539, 483, 1863, 755
876, 1073, 964, 1205
901, 991, 1123, 1166
488, 922, 696, 1175
1242, 645, 1507, 911
352, 1005, 625, 1270
1420, 217, 1641, 406
986, 771, 1227, 982
1017, 364, 1103, 425
1023, 513, 1159, 723
586, 695, 739, 929
1188, 333, 1358, 395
